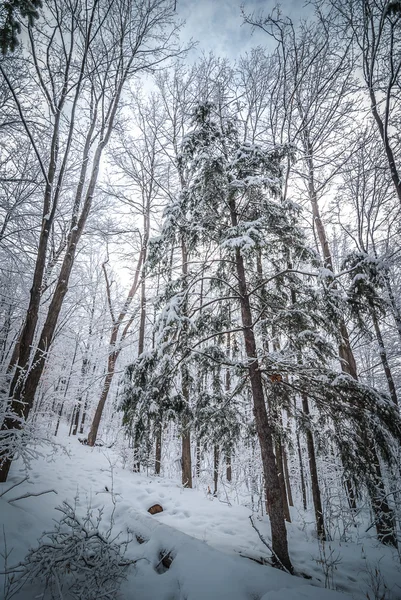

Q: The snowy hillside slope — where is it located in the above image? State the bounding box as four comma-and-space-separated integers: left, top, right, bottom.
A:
0, 431, 400, 600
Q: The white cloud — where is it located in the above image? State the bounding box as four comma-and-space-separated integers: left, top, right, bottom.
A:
177, 0, 311, 59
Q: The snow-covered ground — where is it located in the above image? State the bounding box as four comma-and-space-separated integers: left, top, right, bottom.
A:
1, 430, 400, 600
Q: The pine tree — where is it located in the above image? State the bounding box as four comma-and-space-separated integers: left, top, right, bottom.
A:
126, 100, 401, 565
344, 251, 399, 407
160, 101, 301, 571
0, 0, 42, 54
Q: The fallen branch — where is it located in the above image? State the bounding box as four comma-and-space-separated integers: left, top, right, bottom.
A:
0, 477, 29, 498
239, 553, 269, 566
8, 489, 58, 504
156, 550, 173, 570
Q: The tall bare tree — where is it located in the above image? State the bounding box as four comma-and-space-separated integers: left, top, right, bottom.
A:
87, 95, 167, 446
324, 0, 401, 205
0, 0, 183, 482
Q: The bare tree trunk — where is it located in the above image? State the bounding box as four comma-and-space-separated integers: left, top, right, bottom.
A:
230, 196, 292, 572
213, 445, 219, 496
181, 366, 192, 488
225, 325, 232, 484
72, 404, 80, 436
88, 367, 115, 446
71, 353, 91, 437
344, 479, 357, 511
54, 399, 64, 438
296, 426, 307, 511
275, 441, 291, 523
88, 251, 143, 447
0, 116, 106, 480
365, 82, 401, 206
181, 238, 192, 489
69, 407, 76, 437
370, 307, 398, 406
196, 440, 201, 478
89, 186, 149, 448
302, 130, 396, 546
226, 453, 232, 482
302, 394, 326, 540
282, 448, 294, 507
79, 396, 89, 436
54, 340, 79, 437
155, 424, 162, 475
0, 4, 97, 426
181, 410, 192, 488
6, 120, 64, 402
79, 363, 98, 436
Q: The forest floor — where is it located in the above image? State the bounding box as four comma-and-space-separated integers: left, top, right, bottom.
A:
0, 430, 400, 600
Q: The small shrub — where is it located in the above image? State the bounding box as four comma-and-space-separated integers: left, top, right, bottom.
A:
8, 500, 135, 600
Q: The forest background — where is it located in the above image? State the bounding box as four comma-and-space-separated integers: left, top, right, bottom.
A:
0, 0, 401, 584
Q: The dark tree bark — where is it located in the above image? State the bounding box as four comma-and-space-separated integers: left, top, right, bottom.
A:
213, 444, 219, 496
275, 441, 291, 523
79, 396, 89, 436
282, 447, 294, 507
301, 394, 326, 541
296, 426, 307, 511
344, 479, 357, 511
229, 196, 292, 573
181, 369, 192, 488
155, 424, 162, 475
225, 328, 232, 483
180, 238, 192, 489
226, 453, 232, 482
301, 123, 396, 547
196, 440, 201, 478
370, 307, 398, 406
69, 407, 76, 437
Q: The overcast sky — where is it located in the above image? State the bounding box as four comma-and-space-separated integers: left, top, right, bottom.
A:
177, 0, 309, 59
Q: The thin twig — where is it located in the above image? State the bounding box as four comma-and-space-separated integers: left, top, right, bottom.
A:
0, 477, 29, 498
8, 489, 58, 504
249, 515, 292, 575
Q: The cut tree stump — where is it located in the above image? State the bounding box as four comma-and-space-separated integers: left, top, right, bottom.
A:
148, 503, 163, 515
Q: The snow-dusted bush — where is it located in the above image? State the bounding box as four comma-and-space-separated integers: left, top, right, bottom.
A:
8, 500, 135, 600
0, 392, 66, 474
